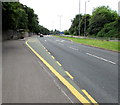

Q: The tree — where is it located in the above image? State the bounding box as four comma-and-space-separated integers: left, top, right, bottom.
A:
23, 6, 39, 33
16, 8, 28, 30
2, 2, 50, 35
2, 2, 28, 30
97, 16, 120, 38
80, 14, 91, 36
69, 14, 91, 36
88, 6, 118, 35
69, 14, 83, 35
64, 30, 70, 35
2, 2, 21, 30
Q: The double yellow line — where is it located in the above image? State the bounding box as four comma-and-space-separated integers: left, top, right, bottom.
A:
26, 41, 98, 105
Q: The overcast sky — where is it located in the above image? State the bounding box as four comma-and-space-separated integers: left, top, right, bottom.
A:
19, 0, 119, 31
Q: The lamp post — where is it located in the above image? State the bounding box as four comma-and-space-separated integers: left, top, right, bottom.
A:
58, 15, 62, 33
79, 0, 81, 36
118, 1, 120, 16
84, 0, 90, 37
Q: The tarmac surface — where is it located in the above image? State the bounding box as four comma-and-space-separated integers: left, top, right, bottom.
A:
38, 36, 118, 103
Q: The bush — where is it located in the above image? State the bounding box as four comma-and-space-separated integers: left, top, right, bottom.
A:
64, 30, 70, 35
97, 20, 119, 38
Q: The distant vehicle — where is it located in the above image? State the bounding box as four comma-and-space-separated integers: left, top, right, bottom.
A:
37, 33, 43, 37
39, 34, 43, 37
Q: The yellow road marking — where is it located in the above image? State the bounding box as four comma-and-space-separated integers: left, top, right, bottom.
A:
26, 41, 93, 104
82, 90, 99, 105
65, 71, 74, 80
51, 56, 55, 59
56, 61, 62, 66
48, 52, 51, 54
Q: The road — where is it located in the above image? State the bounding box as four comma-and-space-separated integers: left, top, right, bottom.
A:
38, 35, 118, 103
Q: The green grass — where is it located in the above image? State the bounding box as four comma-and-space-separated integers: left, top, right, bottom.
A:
54, 35, 120, 52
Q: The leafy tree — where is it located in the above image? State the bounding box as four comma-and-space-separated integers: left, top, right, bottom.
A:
79, 14, 91, 36
68, 6, 119, 38
3, 2, 28, 30
39, 25, 50, 35
69, 14, 90, 36
64, 30, 70, 35
16, 8, 28, 29
88, 6, 118, 35
2, 2, 22, 30
49, 29, 60, 35
23, 6, 39, 33
97, 17, 120, 38
69, 14, 83, 35
2, 2, 50, 35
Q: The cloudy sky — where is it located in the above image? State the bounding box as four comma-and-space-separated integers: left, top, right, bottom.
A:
19, 0, 119, 31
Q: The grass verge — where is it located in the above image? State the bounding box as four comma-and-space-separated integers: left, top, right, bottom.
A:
54, 35, 120, 52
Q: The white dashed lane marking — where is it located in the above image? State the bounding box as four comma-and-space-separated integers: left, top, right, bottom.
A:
69, 46, 78, 51
59, 43, 64, 46
86, 53, 116, 65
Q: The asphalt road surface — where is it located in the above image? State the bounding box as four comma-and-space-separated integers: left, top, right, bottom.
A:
38, 35, 118, 103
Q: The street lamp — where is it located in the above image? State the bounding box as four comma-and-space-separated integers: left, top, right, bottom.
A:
79, 0, 81, 36
58, 15, 62, 33
118, 1, 120, 16
84, 0, 90, 37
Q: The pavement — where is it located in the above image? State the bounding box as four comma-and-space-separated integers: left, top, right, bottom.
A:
2, 38, 77, 103
38, 35, 119, 104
